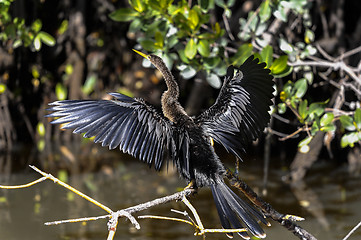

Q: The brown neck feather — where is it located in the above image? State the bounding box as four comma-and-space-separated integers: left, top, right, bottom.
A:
149, 55, 189, 123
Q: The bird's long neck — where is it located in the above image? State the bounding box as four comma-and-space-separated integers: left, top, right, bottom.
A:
153, 58, 189, 123
161, 65, 179, 100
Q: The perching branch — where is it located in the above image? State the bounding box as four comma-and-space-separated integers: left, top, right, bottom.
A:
0, 165, 322, 240
0, 165, 248, 239
226, 170, 318, 240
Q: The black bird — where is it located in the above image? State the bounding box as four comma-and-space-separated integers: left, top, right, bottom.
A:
46, 50, 274, 239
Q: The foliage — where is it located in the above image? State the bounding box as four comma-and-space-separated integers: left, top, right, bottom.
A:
1, 0, 360, 157
109, 0, 290, 87
109, 0, 361, 153
0, 0, 55, 51
340, 109, 361, 148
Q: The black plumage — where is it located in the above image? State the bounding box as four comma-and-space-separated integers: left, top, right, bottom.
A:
46, 50, 274, 239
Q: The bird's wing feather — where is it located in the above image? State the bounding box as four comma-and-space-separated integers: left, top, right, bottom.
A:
46, 92, 188, 170
194, 56, 274, 159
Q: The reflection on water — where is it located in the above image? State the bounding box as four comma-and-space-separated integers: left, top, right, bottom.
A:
0, 147, 361, 240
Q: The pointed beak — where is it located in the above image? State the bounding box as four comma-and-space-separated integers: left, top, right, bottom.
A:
132, 49, 150, 60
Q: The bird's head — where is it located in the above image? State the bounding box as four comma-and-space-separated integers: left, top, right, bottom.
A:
133, 49, 165, 70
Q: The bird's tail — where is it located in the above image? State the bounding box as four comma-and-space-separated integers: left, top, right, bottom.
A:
211, 180, 269, 239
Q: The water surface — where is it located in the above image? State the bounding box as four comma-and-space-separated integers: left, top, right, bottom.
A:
0, 148, 360, 240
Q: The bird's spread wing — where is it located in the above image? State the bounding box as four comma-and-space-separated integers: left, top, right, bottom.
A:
194, 56, 274, 159
46, 93, 189, 171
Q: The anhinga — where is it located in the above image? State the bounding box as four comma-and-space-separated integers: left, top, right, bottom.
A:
46, 50, 274, 239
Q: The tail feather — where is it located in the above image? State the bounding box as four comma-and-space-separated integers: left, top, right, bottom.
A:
211, 181, 267, 239
211, 187, 235, 238
227, 185, 269, 226
211, 186, 248, 239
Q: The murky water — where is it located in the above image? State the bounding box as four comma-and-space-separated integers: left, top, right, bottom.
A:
0, 147, 361, 240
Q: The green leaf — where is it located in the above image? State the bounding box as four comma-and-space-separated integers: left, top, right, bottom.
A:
13, 39, 22, 49
37, 139, 45, 152
340, 115, 356, 131
354, 108, 361, 129
167, 35, 179, 48
197, 39, 210, 57
0, 196, 8, 203
33, 35, 42, 51
58, 170, 68, 183
231, 43, 253, 66
109, 8, 139, 22
82, 74, 97, 95
0, 83, 6, 94
270, 55, 290, 77
206, 73, 222, 89
65, 64, 73, 75
311, 118, 320, 135
320, 112, 334, 127
139, 39, 157, 52
307, 102, 325, 119
32, 66, 40, 79
178, 65, 196, 79
260, 45, 273, 67
305, 29, 315, 44
279, 38, 293, 54
273, 4, 288, 22
154, 31, 164, 49
278, 102, 286, 114
31, 19, 42, 33
203, 57, 221, 70
320, 124, 336, 132
129, 0, 146, 12
185, 38, 197, 59
188, 9, 199, 30
212, 62, 228, 76
298, 136, 312, 147
178, 49, 190, 64
259, 0, 271, 23
341, 134, 350, 148
199, 0, 212, 11
294, 78, 308, 98
298, 99, 308, 120
247, 11, 259, 32
148, 1, 162, 11
341, 132, 358, 148
213, 22, 223, 37
5, 24, 16, 38
37, 122, 45, 137
58, 20, 68, 35
38, 31, 56, 46
56, 83, 67, 101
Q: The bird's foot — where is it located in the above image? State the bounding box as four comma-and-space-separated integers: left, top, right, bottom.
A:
184, 180, 197, 190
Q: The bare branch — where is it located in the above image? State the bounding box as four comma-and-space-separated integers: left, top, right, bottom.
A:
1, 165, 317, 239
342, 220, 361, 240
288, 59, 361, 85
226, 170, 318, 240
29, 165, 113, 213
0, 176, 48, 189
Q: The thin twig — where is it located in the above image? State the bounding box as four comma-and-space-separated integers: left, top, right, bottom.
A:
29, 165, 113, 213
121, 188, 194, 215
0, 176, 48, 189
339, 45, 361, 60
279, 127, 304, 141
342, 220, 361, 240
289, 60, 361, 85
45, 215, 109, 225
222, 13, 235, 41
182, 196, 205, 231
